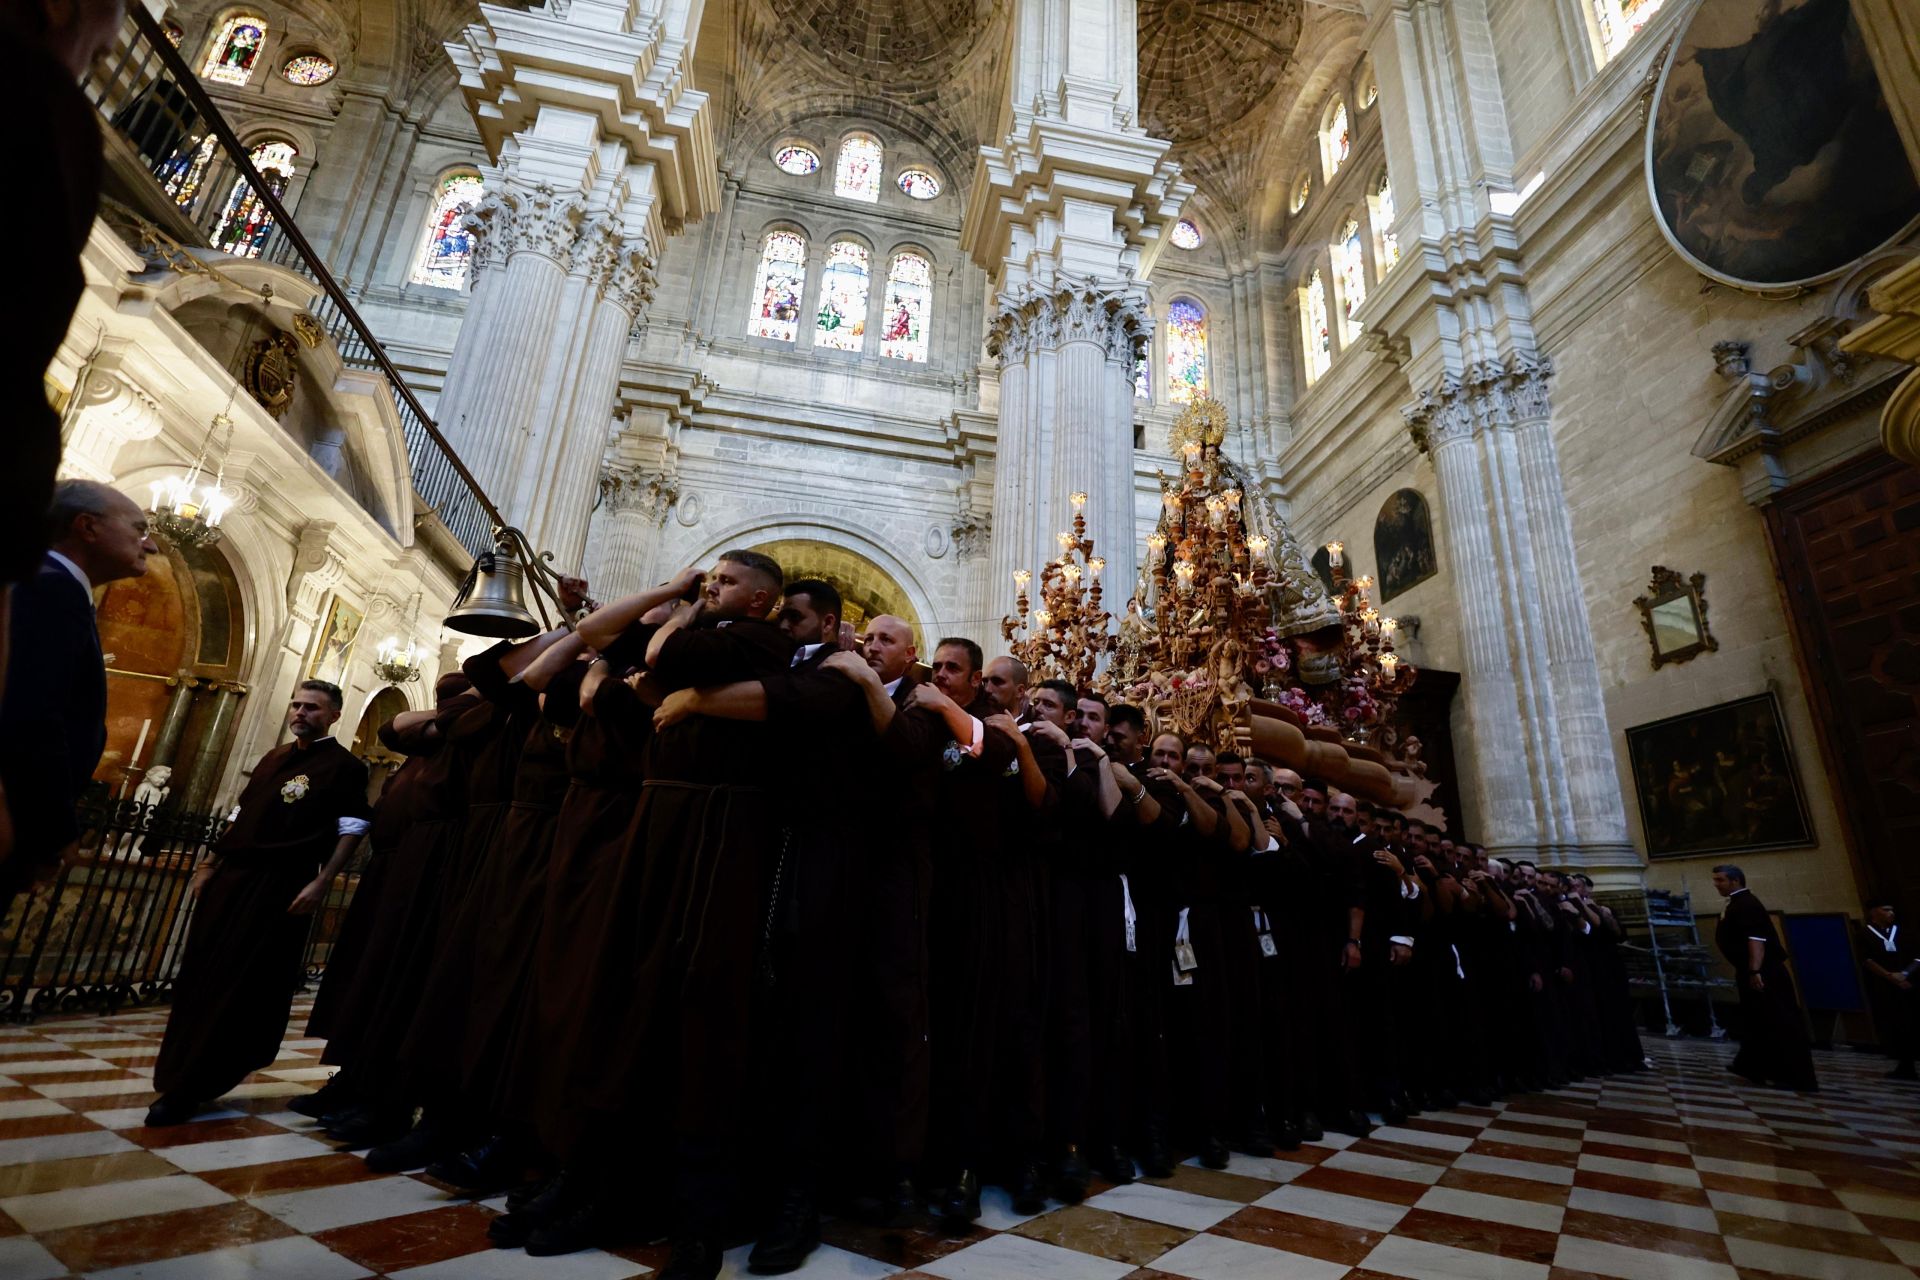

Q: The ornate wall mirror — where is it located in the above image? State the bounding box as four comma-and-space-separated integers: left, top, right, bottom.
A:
1634, 567, 1717, 669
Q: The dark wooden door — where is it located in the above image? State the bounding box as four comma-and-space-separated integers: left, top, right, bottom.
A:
1766, 449, 1920, 909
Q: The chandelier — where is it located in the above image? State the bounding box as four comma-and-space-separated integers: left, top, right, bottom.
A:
1002, 491, 1114, 689
373, 593, 427, 685
147, 412, 234, 549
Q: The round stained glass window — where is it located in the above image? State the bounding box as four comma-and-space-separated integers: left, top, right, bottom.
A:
774, 145, 820, 176
1170, 219, 1202, 250
282, 54, 337, 86
897, 168, 941, 199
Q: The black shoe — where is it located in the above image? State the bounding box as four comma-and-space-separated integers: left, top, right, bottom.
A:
491, 1171, 578, 1247
425, 1133, 522, 1191
326, 1105, 414, 1149
1327, 1110, 1372, 1138
1382, 1095, 1409, 1126
1299, 1110, 1324, 1143
525, 1195, 615, 1257
749, 1193, 820, 1275
1198, 1136, 1230, 1170
366, 1123, 460, 1174
933, 1169, 981, 1229
287, 1071, 353, 1120
1052, 1147, 1090, 1204
1095, 1144, 1135, 1184
143, 1094, 201, 1128
659, 1237, 724, 1280
1008, 1162, 1045, 1215
1234, 1126, 1274, 1158
1273, 1118, 1302, 1152
1139, 1130, 1175, 1179
884, 1175, 918, 1223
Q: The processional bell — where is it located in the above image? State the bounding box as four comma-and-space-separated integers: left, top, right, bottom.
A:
445, 538, 541, 638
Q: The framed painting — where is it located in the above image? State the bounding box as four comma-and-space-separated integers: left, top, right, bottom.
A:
307, 595, 362, 688
1625, 692, 1814, 859
1645, 0, 1920, 290
1373, 488, 1437, 603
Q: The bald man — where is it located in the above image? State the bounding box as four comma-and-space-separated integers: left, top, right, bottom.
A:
1, 481, 157, 906
982, 655, 1028, 717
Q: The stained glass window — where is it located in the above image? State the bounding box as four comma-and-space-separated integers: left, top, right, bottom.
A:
202, 15, 267, 87
1290, 171, 1311, 215
880, 252, 932, 362
748, 230, 807, 342
834, 133, 883, 202
1134, 339, 1151, 400
1165, 298, 1209, 404
815, 241, 871, 350
1170, 219, 1202, 250
1373, 170, 1400, 272
159, 135, 217, 207
212, 140, 295, 258
1593, 0, 1666, 59
410, 172, 484, 289
1333, 217, 1367, 333
898, 168, 941, 200
282, 53, 336, 86
1324, 99, 1350, 178
774, 145, 820, 175
1302, 271, 1331, 383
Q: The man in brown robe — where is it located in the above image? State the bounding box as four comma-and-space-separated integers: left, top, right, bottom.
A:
148, 680, 371, 1125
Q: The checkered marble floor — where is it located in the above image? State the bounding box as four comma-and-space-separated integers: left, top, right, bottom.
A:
0, 1003, 1916, 1280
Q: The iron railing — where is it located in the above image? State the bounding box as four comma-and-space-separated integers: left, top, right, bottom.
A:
0, 791, 364, 1021
81, 7, 500, 559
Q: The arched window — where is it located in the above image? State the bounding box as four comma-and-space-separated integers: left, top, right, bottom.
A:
202, 14, 268, 86
814, 240, 871, 350
774, 144, 820, 175
212, 139, 296, 258
1134, 338, 1151, 400
834, 134, 883, 202
1592, 0, 1666, 61
748, 229, 807, 341
1290, 170, 1311, 215
1170, 219, 1202, 250
159, 136, 218, 207
1165, 298, 1209, 404
410, 171, 485, 289
1357, 63, 1379, 111
880, 252, 933, 362
1301, 271, 1331, 384
1332, 215, 1367, 337
897, 169, 941, 200
1371, 170, 1400, 273
1321, 98, 1351, 180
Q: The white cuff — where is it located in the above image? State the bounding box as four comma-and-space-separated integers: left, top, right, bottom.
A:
966, 715, 984, 757
1258, 834, 1279, 853
1390, 935, 1415, 948
1748, 936, 1768, 943
1401, 879, 1421, 900
337, 816, 370, 837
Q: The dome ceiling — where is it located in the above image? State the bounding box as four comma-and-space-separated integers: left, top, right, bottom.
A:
1138, 0, 1304, 144
765, 0, 999, 88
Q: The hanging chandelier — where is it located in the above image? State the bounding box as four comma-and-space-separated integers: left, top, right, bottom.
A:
373, 593, 427, 685
147, 412, 234, 549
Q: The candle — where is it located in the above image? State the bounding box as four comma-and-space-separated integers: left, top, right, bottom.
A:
1013, 569, 1031, 589
1088, 557, 1104, 578
1380, 616, 1398, 635
1327, 541, 1344, 567
1380, 653, 1399, 676
131, 718, 151, 768
1069, 491, 1087, 510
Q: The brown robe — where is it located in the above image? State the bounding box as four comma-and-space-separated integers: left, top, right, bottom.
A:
154, 736, 369, 1101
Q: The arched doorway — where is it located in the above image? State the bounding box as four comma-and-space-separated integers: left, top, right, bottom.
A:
351, 685, 410, 802
94, 538, 247, 813
747, 538, 920, 641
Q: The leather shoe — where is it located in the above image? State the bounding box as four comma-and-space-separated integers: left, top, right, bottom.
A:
1198, 1136, 1230, 1170
1327, 1110, 1372, 1138
365, 1124, 460, 1173
325, 1105, 414, 1149
490, 1170, 578, 1247
1273, 1118, 1302, 1152
1008, 1162, 1044, 1215
660, 1237, 724, 1280
1096, 1144, 1135, 1184
425, 1133, 521, 1191
1053, 1147, 1090, 1204
287, 1071, 353, 1120
1299, 1110, 1324, 1143
1138, 1132, 1174, 1179
1382, 1095, 1409, 1126
933, 1169, 982, 1228
748, 1193, 819, 1274
143, 1094, 201, 1128
525, 1194, 616, 1257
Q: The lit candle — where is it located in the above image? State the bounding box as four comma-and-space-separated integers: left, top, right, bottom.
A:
1088, 557, 1104, 578
1070, 490, 1088, 510
1380, 653, 1399, 676
1034, 608, 1052, 627
131, 718, 151, 768
1380, 616, 1397, 635
1327, 541, 1344, 567
1183, 440, 1203, 461
1147, 532, 1167, 551
1223, 488, 1241, 509
1058, 530, 1074, 550
1063, 563, 1082, 584
1013, 569, 1031, 589
1356, 574, 1374, 591
1162, 490, 1181, 511
1247, 534, 1270, 555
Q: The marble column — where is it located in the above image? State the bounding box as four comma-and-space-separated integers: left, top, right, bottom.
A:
147, 675, 199, 772
440, 0, 713, 572
182, 684, 243, 813
592, 463, 678, 599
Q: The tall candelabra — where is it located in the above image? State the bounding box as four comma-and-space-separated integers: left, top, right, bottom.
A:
1322, 540, 1418, 745
1001, 491, 1114, 689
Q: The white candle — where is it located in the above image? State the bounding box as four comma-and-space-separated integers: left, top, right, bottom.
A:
131, 718, 151, 768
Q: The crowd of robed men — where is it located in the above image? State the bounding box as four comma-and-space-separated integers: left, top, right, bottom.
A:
145, 549, 1657, 1280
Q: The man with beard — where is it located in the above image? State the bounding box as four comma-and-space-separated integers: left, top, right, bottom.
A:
148, 681, 370, 1125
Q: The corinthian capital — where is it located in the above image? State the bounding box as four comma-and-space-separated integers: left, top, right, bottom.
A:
501, 183, 587, 266
603, 242, 658, 317
601, 465, 678, 523
1403, 374, 1474, 454
987, 277, 1153, 367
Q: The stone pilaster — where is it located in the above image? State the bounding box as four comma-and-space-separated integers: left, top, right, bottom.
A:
592, 463, 678, 598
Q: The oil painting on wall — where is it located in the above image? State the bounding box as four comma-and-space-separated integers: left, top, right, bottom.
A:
1626, 692, 1814, 859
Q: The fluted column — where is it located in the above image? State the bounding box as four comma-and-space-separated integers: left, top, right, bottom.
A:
592, 464, 678, 599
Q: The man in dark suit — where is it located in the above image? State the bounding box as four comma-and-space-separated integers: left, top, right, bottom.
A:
1858, 899, 1916, 1081
1712, 863, 1817, 1092
0, 480, 157, 907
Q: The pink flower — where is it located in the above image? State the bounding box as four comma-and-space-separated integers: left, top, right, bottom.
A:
1253, 659, 1271, 674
